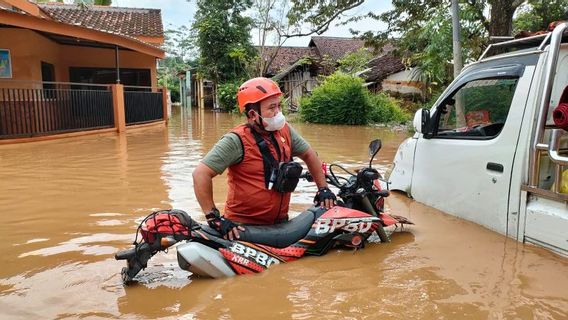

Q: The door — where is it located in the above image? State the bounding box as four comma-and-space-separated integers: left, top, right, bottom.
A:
41, 61, 55, 99
411, 63, 536, 234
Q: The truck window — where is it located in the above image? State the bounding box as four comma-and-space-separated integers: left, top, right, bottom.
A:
433, 77, 519, 139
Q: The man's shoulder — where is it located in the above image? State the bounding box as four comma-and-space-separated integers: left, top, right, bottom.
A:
230, 124, 249, 134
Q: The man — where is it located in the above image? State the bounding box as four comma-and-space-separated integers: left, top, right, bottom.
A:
193, 77, 336, 240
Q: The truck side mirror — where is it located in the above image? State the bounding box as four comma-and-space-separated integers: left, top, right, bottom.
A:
413, 108, 431, 136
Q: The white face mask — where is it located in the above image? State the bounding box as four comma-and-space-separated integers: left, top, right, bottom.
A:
260, 111, 286, 131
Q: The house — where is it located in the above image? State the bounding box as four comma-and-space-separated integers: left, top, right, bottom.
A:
0, 0, 166, 142
259, 36, 424, 108
363, 51, 423, 99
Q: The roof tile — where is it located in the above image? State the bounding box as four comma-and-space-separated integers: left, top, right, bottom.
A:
309, 36, 367, 61
259, 46, 317, 75
38, 3, 163, 38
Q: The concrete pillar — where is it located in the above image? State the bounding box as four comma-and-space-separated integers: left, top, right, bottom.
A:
111, 84, 125, 133
162, 86, 169, 124
199, 77, 205, 109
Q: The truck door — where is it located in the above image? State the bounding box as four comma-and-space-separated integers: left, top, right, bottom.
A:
411, 62, 536, 234
523, 48, 568, 253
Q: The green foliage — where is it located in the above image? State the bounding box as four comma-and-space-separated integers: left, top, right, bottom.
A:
368, 93, 410, 124
287, 0, 525, 89
192, 0, 256, 84
279, 95, 290, 115
390, 3, 486, 87
461, 79, 518, 123
337, 48, 373, 75
160, 27, 196, 103
401, 8, 454, 87
287, 0, 365, 36
218, 80, 241, 112
419, 89, 444, 110
299, 72, 371, 125
299, 72, 409, 125
157, 56, 195, 103
513, 0, 568, 33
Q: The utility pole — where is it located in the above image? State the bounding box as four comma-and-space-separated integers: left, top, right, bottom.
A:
451, 0, 465, 127
451, 0, 463, 78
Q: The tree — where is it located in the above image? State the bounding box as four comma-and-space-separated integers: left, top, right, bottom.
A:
252, 0, 292, 76
158, 27, 196, 103
286, 0, 365, 37
287, 0, 525, 37
286, 0, 531, 87
192, 0, 256, 108
337, 48, 372, 75
163, 26, 194, 63
514, 0, 568, 33
487, 0, 525, 36
192, 0, 255, 84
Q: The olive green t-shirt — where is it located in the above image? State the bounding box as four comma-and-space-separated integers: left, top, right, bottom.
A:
202, 125, 309, 174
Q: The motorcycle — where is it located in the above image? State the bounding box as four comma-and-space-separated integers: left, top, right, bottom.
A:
115, 139, 413, 283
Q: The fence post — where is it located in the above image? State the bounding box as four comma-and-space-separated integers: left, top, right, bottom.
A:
162, 86, 168, 124
112, 84, 126, 133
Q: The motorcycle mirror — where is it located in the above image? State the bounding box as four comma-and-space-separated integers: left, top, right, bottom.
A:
368, 139, 382, 167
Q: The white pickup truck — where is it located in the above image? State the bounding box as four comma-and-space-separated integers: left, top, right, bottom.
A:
389, 23, 568, 256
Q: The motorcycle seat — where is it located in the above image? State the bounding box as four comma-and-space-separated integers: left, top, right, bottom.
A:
201, 206, 326, 248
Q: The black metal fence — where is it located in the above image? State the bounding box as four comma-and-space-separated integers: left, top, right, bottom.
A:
0, 82, 114, 139
124, 86, 164, 125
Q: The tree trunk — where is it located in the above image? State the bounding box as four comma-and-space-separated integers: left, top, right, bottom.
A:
488, 0, 523, 36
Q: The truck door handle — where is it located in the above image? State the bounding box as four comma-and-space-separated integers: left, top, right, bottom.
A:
487, 162, 504, 173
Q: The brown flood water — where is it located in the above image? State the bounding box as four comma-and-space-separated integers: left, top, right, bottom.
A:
1, 107, 567, 319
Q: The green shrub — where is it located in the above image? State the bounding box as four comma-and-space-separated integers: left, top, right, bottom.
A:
299, 72, 371, 125
218, 81, 241, 112
368, 93, 410, 124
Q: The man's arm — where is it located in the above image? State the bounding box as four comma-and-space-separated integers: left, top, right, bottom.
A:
194, 133, 243, 212
193, 163, 244, 240
192, 163, 218, 214
298, 147, 326, 188
298, 147, 336, 209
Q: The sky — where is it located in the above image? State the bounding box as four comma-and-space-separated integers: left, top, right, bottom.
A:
110, 0, 393, 47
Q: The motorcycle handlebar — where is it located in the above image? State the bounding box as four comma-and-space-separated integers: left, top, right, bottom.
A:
299, 172, 342, 188
115, 238, 167, 283
115, 248, 136, 260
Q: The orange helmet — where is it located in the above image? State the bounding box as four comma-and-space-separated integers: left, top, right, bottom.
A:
237, 77, 282, 113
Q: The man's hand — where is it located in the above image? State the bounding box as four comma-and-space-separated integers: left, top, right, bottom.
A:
205, 208, 245, 240
314, 187, 336, 209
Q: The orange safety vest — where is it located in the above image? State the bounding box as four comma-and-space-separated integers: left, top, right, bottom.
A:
224, 123, 293, 225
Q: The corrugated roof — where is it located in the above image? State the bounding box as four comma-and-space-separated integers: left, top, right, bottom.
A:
38, 3, 163, 38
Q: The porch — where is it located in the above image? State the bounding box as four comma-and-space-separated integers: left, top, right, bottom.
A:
0, 80, 167, 142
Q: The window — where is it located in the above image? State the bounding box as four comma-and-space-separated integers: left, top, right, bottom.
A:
69, 67, 151, 90
433, 77, 519, 139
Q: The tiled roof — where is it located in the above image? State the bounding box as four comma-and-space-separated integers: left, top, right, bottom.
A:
38, 3, 163, 38
259, 46, 317, 75
258, 37, 403, 81
309, 36, 367, 61
365, 53, 406, 81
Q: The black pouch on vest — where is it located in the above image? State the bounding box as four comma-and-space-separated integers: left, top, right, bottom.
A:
272, 161, 303, 193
